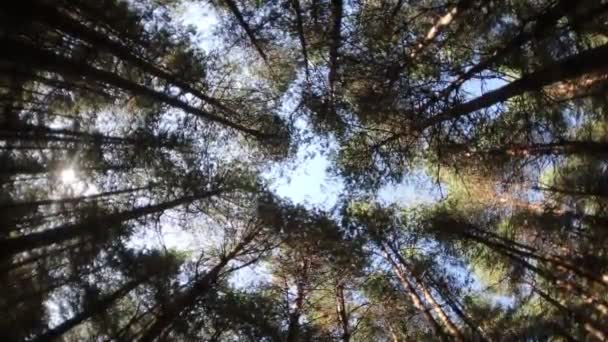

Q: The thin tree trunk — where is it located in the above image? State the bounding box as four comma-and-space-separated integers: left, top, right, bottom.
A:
459, 226, 608, 288
0, 189, 224, 258
410, 0, 473, 59
328, 0, 343, 96
529, 282, 607, 341
534, 185, 608, 200
222, 0, 269, 64
0, 124, 185, 149
33, 277, 144, 341
1, 38, 274, 140
137, 230, 258, 342
428, 276, 490, 341
379, 243, 448, 342
290, 0, 309, 79
0, 184, 153, 211
286, 259, 309, 342
490, 140, 608, 158
0, 238, 90, 274
12, 0, 245, 120
436, 0, 591, 98
335, 281, 350, 342
136, 261, 227, 342
503, 248, 608, 320
386, 242, 465, 342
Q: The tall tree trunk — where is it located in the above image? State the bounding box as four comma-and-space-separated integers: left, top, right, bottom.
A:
8, 0, 244, 120
446, 140, 608, 160
33, 277, 144, 341
386, 242, 465, 342
0, 38, 274, 140
221, 0, 269, 64
136, 260, 227, 342
286, 259, 309, 342
0, 238, 90, 274
427, 276, 490, 341
335, 281, 350, 342
421, 43, 608, 129
0, 163, 130, 178
529, 282, 607, 341
137, 230, 259, 342
379, 243, 448, 342
327, 0, 343, 96
0, 184, 153, 211
488, 140, 608, 158
0, 124, 185, 149
534, 185, 608, 201
0, 189, 224, 258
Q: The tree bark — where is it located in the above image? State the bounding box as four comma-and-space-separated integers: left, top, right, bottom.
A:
0, 184, 153, 211
335, 281, 350, 342
379, 243, 448, 342
222, 0, 269, 64
1, 38, 274, 140
421, 43, 608, 129
0, 189, 224, 258
137, 230, 259, 342
328, 0, 343, 96
409, 0, 473, 59
33, 277, 144, 341
386, 242, 465, 342
286, 259, 309, 342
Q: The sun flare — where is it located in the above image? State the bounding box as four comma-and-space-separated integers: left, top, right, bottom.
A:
60, 168, 77, 184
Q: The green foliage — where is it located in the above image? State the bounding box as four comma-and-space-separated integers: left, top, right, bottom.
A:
1, 0, 608, 340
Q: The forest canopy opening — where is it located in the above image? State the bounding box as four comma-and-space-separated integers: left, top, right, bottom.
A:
1, 0, 608, 341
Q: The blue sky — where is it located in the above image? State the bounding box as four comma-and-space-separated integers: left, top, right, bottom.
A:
169, 2, 519, 306
175, 2, 447, 210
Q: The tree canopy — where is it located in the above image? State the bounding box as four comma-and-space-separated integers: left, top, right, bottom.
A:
1, 0, 608, 340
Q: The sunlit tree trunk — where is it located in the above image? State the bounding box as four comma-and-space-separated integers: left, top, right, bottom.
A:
386, 242, 465, 342
335, 281, 350, 342
379, 243, 448, 342
0, 184, 153, 211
